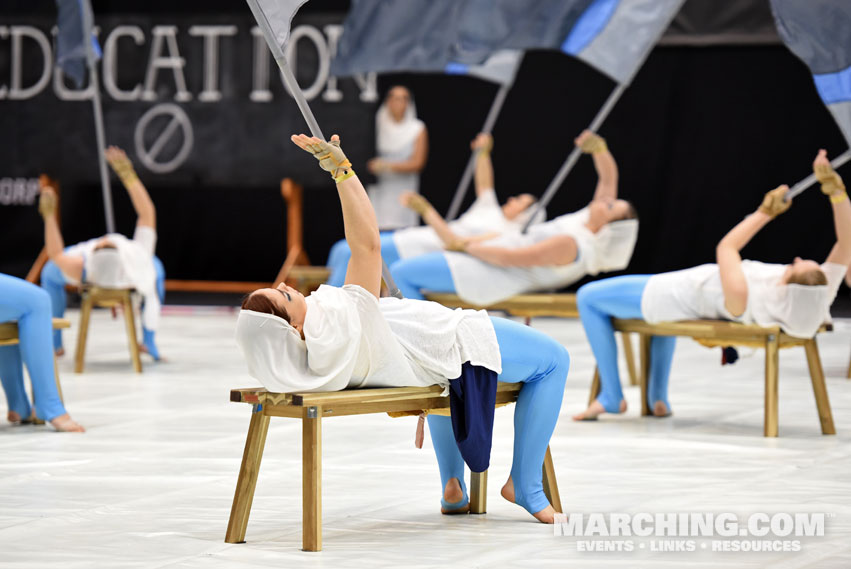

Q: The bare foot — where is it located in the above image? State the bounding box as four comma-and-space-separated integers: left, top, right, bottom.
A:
501, 477, 556, 523
572, 399, 626, 421
8, 410, 22, 423
55, 347, 65, 357
49, 414, 85, 432
652, 400, 671, 417
440, 477, 468, 514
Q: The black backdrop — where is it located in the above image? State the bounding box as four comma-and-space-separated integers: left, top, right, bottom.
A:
1, 1, 847, 290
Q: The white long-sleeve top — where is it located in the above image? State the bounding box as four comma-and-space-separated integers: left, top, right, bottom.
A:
235, 284, 502, 393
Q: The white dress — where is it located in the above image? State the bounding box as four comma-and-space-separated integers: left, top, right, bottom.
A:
235, 284, 501, 394
641, 260, 845, 338
369, 101, 425, 230
445, 207, 639, 305
62, 226, 160, 331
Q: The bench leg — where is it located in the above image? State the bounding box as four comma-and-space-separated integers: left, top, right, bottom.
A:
621, 332, 639, 386
542, 446, 562, 513
804, 339, 836, 435
303, 407, 322, 552
588, 367, 601, 406
846, 344, 851, 379
122, 294, 142, 373
470, 471, 487, 514
74, 293, 93, 373
53, 355, 64, 403
639, 334, 651, 416
764, 335, 780, 437
225, 404, 271, 544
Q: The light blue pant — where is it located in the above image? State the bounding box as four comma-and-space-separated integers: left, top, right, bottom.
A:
390, 252, 456, 300
327, 233, 401, 287
41, 254, 166, 354
0, 273, 67, 421
576, 275, 676, 413
429, 316, 569, 515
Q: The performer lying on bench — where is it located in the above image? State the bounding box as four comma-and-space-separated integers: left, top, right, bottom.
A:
236, 133, 569, 523
390, 131, 639, 304
325, 133, 544, 286
573, 149, 851, 421
38, 147, 165, 360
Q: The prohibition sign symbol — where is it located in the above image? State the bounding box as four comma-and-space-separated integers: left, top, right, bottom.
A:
134, 103, 194, 174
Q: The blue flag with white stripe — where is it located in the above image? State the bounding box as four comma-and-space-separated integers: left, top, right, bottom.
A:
562, 0, 685, 85
330, 0, 594, 85
770, 0, 851, 146
55, 0, 102, 88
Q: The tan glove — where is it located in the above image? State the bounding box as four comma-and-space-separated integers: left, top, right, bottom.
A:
815, 160, 846, 197
758, 185, 792, 218
405, 193, 434, 217
105, 146, 140, 186
302, 136, 353, 179
38, 189, 57, 219
445, 238, 468, 252
578, 132, 607, 154
471, 133, 493, 154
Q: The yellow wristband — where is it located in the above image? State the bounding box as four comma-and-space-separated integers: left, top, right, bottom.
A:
830, 192, 848, 204
334, 168, 355, 184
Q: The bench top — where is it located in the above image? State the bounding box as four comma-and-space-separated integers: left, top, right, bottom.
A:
611, 318, 830, 345
231, 382, 523, 418
425, 292, 578, 318
0, 317, 71, 342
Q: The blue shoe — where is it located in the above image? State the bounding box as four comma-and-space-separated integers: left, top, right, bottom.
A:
142, 328, 162, 361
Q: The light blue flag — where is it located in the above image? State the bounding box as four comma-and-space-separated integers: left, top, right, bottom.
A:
55, 0, 102, 88
771, 0, 851, 146
562, 0, 686, 85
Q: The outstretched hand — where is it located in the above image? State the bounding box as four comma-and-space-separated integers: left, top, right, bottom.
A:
105, 145, 138, 185
470, 133, 493, 153
814, 149, 846, 197
38, 187, 58, 219
291, 134, 352, 178
575, 130, 607, 154
758, 185, 792, 218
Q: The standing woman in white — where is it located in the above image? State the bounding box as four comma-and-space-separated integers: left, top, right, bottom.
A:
366, 86, 429, 230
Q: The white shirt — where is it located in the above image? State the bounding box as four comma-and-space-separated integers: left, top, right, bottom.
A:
235, 284, 501, 394
445, 207, 639, 305
641, 261, 845, 338
392, 189, 508, 259
62, 226, 160, 331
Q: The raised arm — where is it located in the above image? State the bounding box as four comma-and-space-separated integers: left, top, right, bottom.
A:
38, 186, 83, 281
814, 149, 851, 266
716, 185, 790, 316
465, 236, 578, 267
576, 130, 618, 203
400, 192, 468, 248
105, 146, 155, 229
292, 134, 381, 299
471, 133, 494, 197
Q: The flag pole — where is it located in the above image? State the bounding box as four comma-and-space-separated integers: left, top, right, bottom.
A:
88, 65, 115, 234
445, 82, 512, 221
81, 0, 115, 234
247, 0, 402, 297
786, 148, 851, 200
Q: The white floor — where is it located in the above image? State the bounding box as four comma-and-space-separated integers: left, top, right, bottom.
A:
2, 307, 851, 568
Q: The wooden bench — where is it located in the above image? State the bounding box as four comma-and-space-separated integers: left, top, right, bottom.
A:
0, 318, 70, 424
588, 319, 835, 437
75, 287, 141, 373
225, 382, 562, 551
425, 292, 640, 386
